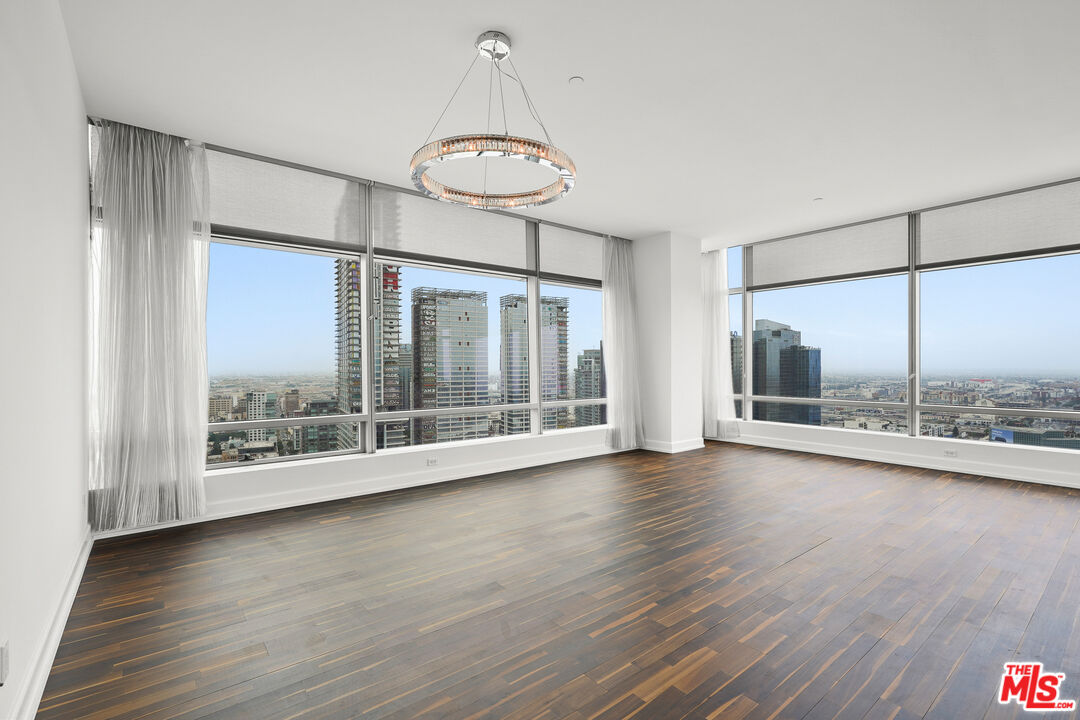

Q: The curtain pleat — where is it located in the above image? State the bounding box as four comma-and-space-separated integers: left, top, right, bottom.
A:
602, 237, 644, 450
702, 250, 740, 439
89, 121, 209, 531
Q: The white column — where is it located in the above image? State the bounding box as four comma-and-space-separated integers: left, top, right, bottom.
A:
632, 232, 704, 453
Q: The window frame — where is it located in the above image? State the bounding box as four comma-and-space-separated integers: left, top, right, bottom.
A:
204, 234, 369, 467
369, 252, 609, 442
538, 278, 608, 431
200, 154, 609, 468
730, 178, 1080, 451
369, 256, 532, 447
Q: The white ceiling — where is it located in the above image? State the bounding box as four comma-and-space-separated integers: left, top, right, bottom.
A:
60, 0, 1080, 248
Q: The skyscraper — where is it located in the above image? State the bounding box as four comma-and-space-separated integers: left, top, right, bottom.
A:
499, 295, 530, 434
335, 260, 410, 449
539, 296, 569, 429
375, 264, 408, 448
497, 294, 571, 432
574, 346, 606, 426
412, 287, 489, 443
730, 332, 743, 395
779, 344, 821, 425
335, 258, 363, 450
752, 319, 820, 424
398, 342, 413, 413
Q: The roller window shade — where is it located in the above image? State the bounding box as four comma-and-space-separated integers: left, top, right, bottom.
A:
539, 224, 603, 281
748, 216, 908, 289
207, 150, 365, 247
372, 188, 528, 271
919, 181, 1080, 267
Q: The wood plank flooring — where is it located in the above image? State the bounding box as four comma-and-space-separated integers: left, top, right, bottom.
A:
38, 442, 1080, 719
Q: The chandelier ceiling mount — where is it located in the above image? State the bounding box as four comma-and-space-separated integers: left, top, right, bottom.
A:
475, 30, 511, 61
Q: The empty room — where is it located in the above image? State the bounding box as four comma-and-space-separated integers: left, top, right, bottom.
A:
3, 1, 1080, 718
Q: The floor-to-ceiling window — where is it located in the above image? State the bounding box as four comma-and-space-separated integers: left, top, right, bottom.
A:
728, 179, 1080, 452
750, 275, 908, 433
206, 243, 362, 464
202, 148, 609, 467
372, 261, 529, 448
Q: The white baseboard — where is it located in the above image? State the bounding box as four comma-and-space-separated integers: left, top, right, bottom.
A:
14, 526, 93, 720
642, 437, 705, 454
207, 442, 617, 520
730, 423, 1080, 490
96, 437, 618, 540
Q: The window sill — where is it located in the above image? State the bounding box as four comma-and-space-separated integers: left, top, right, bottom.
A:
207, 424, 611, 475
720, 419, 1080, 490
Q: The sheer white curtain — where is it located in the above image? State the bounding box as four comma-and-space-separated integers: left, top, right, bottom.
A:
602, 236, 644, 450
702, 250, 740, 439
89, 121, 210, 531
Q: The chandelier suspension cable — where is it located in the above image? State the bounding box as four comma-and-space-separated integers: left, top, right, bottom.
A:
483, 55, 495, 195
497, 59, 509, 136
423, 53, 481, 146
504, 57, 553, 146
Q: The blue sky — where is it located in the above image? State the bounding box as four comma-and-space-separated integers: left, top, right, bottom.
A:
730, 251, 1080, 377
209, 242, 1079, 378
207, 243, 602, 376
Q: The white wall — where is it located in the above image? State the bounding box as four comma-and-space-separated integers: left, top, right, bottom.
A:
633, 233, 704, 453
200, 427, 612, 520
731, 421, 1080, 489
93, 429, 615, 541
0, 2, 91, 718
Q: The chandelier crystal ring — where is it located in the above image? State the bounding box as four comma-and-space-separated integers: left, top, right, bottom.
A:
410, 134, 576, 209
410, 31, 576, 209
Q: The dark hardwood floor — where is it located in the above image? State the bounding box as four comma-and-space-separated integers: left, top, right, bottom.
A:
38, 442, 1080, 719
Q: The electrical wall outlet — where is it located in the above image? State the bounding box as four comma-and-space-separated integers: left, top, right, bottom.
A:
1, 641, 9, 687
426, 457, 438, 466
943, 449, 958, 458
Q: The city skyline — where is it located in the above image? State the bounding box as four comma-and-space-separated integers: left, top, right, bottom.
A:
207, 243, 603, 376
738, 316, 1078, 447
207, 251, 604, 458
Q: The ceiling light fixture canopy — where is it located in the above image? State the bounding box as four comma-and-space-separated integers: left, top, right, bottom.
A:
410, 30, 576, 210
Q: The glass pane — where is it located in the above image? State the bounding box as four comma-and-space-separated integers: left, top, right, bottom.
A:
727, 246, 743, 288
751, 275, 907, 422
542, 404, 606, 429
920, 412, 1080, 450
376, 412, 526, 449
376, 262, 528, 446
207, 423, 358, 465
821, 407, 908, 433
208, 242, 361, 464
541, 282, 604, 431
921, 254, 1080, 411
729, 293, 743, 395
753, 403, 907, 433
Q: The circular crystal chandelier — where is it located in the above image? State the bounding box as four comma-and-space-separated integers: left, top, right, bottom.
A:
410, 31, 576, 209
